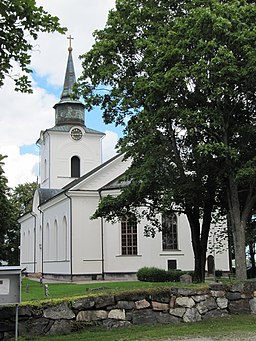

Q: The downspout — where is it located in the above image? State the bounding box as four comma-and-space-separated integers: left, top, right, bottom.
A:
98, 190, 105, 280
30, 212, 37, 274
65, 192, 73, 282
38, 206, 44, 278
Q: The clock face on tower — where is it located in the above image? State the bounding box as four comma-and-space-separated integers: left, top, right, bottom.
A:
70, 128, 83, 140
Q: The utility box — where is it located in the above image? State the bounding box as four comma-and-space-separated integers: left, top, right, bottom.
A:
0, 266, 21, 305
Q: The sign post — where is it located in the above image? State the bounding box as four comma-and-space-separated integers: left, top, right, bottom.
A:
0, 266, 21, 341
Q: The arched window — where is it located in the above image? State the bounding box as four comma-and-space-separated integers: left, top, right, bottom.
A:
54, 219, 58, 261
71, 156, 80, 178
162, 213, 178, 250
62, 216, 68, 260
45, 223, 50, 260
121, 215, 138, 255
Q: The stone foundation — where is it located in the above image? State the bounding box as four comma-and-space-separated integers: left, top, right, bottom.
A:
1, 282, 256, 340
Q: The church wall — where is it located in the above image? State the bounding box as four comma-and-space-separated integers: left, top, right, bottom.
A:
42, 197, 71, 275
20, 214, 35, 273
40, 130, 102, 189
71, 194, 103, 275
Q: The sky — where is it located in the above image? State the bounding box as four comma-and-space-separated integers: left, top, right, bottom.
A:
0, 0, 120, 188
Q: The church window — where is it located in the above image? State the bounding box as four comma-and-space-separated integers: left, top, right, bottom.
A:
71, 156, 80, 177
62, 216, 68, 260
54, 220, 58, 261
162, 213, 178, 250
121, 215, 138, 255
45, 223, 50, 260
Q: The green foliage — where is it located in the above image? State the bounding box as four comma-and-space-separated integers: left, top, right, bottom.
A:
0, 0, 66, 92
2, 181, 38, 265
78, 0, 256, 281
137, 266, 187, 282
0, 155, 12, 264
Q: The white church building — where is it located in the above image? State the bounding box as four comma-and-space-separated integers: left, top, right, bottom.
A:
19, 47, 230, 281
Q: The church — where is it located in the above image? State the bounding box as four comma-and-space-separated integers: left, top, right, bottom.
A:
19, 46, 229, 281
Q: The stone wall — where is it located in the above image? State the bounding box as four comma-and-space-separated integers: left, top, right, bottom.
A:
1, 282, 256, 340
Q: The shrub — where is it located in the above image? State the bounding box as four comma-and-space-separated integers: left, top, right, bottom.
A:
215, 269, 223, 278
137, 267, 188, 282
137, 267, 171, 282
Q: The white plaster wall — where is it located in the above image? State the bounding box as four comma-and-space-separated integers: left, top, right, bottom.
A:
42, 197, 71, 275
102, 213, 195, 274
20, 214, 35, 273
39, 129, 103, 189
71, 195, 103, 274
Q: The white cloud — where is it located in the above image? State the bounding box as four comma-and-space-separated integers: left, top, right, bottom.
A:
102, 130, 119, 162
0, 0, 117, 188
0, 146, 38, 188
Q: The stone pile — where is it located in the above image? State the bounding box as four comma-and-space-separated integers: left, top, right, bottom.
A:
0, 282, 256, 340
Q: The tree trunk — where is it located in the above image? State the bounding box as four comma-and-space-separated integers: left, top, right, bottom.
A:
227, 175, 247, 280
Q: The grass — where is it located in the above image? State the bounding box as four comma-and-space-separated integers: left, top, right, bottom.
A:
21, 278, 208, 304
18, 314, 256, 340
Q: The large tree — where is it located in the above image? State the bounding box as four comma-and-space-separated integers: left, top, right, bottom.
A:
78, 0, 256, 281
0, 155, 13, 264
0, 0, 66, 92
4, 182, 38, 266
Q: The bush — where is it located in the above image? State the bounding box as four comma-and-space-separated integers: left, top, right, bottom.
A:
137, 267, 188, 282
215, 269, 223, 278
137, 267, 170, 282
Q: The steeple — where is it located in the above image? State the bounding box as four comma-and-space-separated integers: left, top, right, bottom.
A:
53, 36, 85, 126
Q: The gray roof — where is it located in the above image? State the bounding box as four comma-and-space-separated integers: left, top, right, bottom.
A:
46, 124, 105, 135
38, 188, 63, 205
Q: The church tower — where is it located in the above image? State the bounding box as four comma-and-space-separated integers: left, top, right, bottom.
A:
37, 40, 105, 189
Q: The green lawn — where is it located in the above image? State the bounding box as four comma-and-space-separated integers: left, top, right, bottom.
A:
21, 278, 207, 303
18, 314, 256, 341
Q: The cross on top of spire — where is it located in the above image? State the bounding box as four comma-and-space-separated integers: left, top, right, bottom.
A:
67, 35, 74, 52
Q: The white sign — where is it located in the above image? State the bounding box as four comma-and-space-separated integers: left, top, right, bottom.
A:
0, 278, 10, 295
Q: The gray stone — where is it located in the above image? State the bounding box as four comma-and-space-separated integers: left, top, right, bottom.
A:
156, 312, 181, 324
43, 302, 75, 320
76, 310, 108, 321
20, 318, 53, 337
46, 320, 72, 335
94, 295, 115, 308
116, 300, 135, 310
152, 301, 169, 311
180, 274, 192, 284
177, 288, 197, 296
226, 291, 241, 301
202, 309, 229, 320
183, 308, 202, 323
132, 310, 158, 325
249, 298, 256, 313
217, 297, 228, 309
192, 295, 209, 303
196, 297, 217, 314
135, 299, 150, 310
169, 307, 186, 318
0, 320, 15, 333
108, 309, 126, 320
0, 307, 16, 319
151, 292, 171, 303
169, 295, 176, 308
208, 283, 226, 291
229, 299, 250, 314
72, 297, 95, 310
176, 296, 195, 308
211, 290, 226, 298
103, 320, 131, 329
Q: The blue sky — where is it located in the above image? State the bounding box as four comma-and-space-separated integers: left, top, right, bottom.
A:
0, 0, 118, 188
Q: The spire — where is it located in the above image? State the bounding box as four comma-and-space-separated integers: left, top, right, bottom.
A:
53, 36, 85, 127
60, 36, 78, 101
